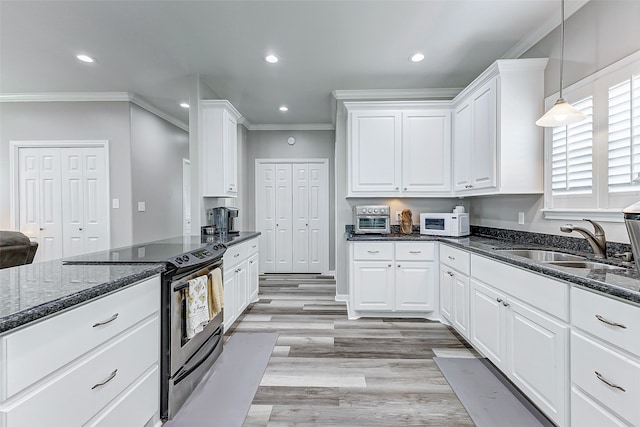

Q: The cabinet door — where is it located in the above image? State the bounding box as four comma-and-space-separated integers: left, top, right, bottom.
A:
507, 299, 568, 426
401, 111, 451, 193
469, 279, 506, 368
353, 261, 394, 311
235, 260, 249, 318
349, 110, 401, 194
223, 273, 236, 331
440, 268, 454, 322
394, 261, 434, 311
223, 109, 238, 195
452, 272, 470, 339
470, 77, 497, 189
453, 102, 472, 191
248, 253, 259, 302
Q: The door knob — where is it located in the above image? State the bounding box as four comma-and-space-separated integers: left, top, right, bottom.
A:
79, 228, 83, 231
39, 227, 44, 231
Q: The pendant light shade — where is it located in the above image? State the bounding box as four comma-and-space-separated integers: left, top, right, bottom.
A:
536, 0, 587, 127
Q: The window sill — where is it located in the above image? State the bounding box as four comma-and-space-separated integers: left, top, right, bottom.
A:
541, 209, 624, 223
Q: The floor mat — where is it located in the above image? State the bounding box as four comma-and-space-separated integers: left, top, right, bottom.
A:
433, 357, 555, 427
165, 332, 278, 427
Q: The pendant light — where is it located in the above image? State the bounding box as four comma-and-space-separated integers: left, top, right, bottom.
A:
536, 0, 587, 127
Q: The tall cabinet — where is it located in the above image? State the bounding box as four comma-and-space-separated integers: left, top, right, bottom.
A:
256, 160, 329, 274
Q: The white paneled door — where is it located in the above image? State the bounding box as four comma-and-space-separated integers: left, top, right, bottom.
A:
256, 160, 328, 274
17, 145, 109, 262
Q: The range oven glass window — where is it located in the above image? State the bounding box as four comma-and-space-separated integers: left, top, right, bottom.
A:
424, 218, 445, 230
358, 217, 387, 230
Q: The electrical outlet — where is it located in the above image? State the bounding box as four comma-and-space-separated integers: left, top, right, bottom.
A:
518, 212, 525, 224
112, 198, 119, 209
138, 201, 146, 212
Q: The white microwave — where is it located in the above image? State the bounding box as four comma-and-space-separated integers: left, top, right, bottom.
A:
420, 213, 470, 237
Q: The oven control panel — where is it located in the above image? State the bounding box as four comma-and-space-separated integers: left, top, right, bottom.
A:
168, 244, 227, 269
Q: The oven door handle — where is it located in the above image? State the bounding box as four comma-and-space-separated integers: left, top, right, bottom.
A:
171, 329, 222, 385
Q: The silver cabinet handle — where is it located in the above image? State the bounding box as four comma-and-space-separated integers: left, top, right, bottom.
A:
403, 187, 407, 190
229, 187, 233, 190
595, 371, 626, 392
395, 187, 399, 190
595, 314, 627, 329
250, 260, 255, 264
447, 271, 454, 276
448, 256, 455, 260
93, 313, 118, 328
236, 268, 242, 273
91, 369, 118, 389
397, 264, 401, 268
367, 250, 380, 254
234, 253, 240, 257
388, 264, 392, 267
409, 251, 421, 254
252, 245, 257, 249
502, 301, 509, 307
496, 298, 503, 303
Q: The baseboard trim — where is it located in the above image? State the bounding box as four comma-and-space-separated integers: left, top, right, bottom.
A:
335, 293, 348, 302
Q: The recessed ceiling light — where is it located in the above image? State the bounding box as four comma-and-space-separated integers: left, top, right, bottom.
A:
279, 106, 288, 112
265, 55, 279, 63
76, 54, 95, 63
180, 102, 190, 108
410, 53, 425, 62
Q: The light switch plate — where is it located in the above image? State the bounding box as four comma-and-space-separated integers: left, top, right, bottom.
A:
518, 212, 525, 224
138, 201, 146, 212
112, 198, 119, 209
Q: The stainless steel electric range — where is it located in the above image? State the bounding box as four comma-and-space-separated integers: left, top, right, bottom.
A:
65, 236, 227, 421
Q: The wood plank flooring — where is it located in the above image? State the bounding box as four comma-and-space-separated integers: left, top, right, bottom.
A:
227, 274, 477, 427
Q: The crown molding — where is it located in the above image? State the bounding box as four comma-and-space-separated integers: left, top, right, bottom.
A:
200, 99, 242, 121
0, 91, 189, 131
332, 88, 461, 101
502, 0, 591, 59
247, 123, 335, 131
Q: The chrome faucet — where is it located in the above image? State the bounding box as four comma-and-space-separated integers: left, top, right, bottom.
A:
560, 219, 607, 259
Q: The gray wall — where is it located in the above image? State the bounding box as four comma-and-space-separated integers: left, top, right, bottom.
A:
0, 101, 134, 248
245, 129, 336, 270
470, 0, 640, 245
129, 103, 189, 244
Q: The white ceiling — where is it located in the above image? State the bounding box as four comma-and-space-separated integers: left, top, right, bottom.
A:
0, 1, 588, 128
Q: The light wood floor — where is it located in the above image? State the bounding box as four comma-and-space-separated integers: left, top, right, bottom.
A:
228, 274, 477, 427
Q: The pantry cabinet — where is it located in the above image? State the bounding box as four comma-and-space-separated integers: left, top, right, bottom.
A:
349, 241, 436, 318
452, 58, 548, 195
346, 103, 451, 197
200, 100, 242, 198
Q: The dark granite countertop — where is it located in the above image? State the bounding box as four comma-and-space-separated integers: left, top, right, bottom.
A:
347, 230, 640, 305
0, 261, 165, 334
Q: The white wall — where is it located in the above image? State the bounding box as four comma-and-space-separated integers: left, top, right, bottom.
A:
0, 101, 134, 248
472, 0, 640, 245
245, 129, 336, 269
129, 103, 189, 244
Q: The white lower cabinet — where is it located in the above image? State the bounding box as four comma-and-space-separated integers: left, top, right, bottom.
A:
0, 275, 161, 427
223, 237, 260, 331
349, 242, 435, 318
439, 245, 470, 338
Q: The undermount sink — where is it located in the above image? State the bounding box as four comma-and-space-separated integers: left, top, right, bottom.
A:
496, 249, 586, 262
544, 261, 627, 270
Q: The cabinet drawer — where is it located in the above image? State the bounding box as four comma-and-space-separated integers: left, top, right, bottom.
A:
571, 331, 640, 426
85, 365, 159, 427
439, 244, 470, 274
571, 287, 640, 356
1, 316, 159, 427
352, 242, 393, 260
395, 242, 434, 261
571, 387, 628, 427
2, 276, 160, 399
471, 254, 568, 321
224, 241, 247, 267
247, 238, 259, 257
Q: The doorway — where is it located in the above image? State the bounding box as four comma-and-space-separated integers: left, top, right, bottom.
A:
255, 159, 329, 274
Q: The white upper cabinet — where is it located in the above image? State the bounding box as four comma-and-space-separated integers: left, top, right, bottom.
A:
452, 58, 548, 195
199, 100, 242, 198
346, 102, 451, 197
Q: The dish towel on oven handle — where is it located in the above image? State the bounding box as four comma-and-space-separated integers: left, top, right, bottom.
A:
186, 274, 211, 339
208, 268, 224, 318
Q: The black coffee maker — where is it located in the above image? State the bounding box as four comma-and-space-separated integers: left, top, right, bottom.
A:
209, 207, 239, 234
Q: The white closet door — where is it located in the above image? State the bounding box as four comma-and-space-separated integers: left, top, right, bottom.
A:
275, 164, 293, 272
292, 164, 310, 273
19, 148, 63, 262
308, 163, 328, 273
61, 150, 85, 257
257, 163, 277, 273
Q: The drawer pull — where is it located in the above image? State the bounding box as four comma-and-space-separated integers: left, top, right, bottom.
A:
502, 301, 509, 307
496, 298, 503, 303
595, 314, 627, 329
448, 256, 455, 260
595, 371, 626, 392
409, 251, 422, 254
447, 271, 454, 276
367, 250, 380, 254
252, 245, 257, 249
91, 369, 118, 390
234, 253, 240, 257
92, 313, 119, 328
